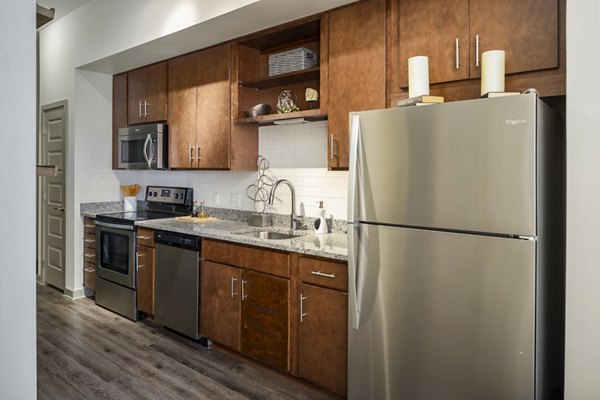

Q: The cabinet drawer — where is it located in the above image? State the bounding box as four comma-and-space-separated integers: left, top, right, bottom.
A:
136, 227, 155, 248
298, 256, 348, 292
203, 239, 290, 278
83, 217, 96, 234
83, 232, 96, 249
83, 263, 96, 290
83, 248, 96, 264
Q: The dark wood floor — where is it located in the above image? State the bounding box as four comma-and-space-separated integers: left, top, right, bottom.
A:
37, 284, 337, 400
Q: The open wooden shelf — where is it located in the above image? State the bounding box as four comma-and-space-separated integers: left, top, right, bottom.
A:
236, 108, 326, 125
239, 67, 320, 90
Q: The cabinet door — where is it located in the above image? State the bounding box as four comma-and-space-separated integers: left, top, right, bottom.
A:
200, 261, 241, 351
197, 44, 231, 169
470, 0, 558, 77
241, 269, 289, 371
128, 62, 168, 124
136, 244, 155, 316
112, 73, 127, 169
398, 0, 470, 86
327, 0, 386, 169
168, 53, 199, 168
298, 283, 348, 396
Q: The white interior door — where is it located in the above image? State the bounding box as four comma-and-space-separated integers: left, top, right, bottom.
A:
41, 101, 67, 291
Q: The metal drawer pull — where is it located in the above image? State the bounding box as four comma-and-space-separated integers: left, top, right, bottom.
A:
241, 279, 247, 300
84, 224, 95, 228
83, 253, 94, 258
300, 294, 307, 322
330, 134, 336, 160
189, 144, 195, 162
83, 239, 95, 243
136, 236, 151, 240
83, 268, 95, 273
231, 277, 237, 298
455, 38, 460, 69
137, 264, 144, 269
311, 271, 336, 279
475, 34, 480, 67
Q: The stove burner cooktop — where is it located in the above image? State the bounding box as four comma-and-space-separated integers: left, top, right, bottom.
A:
95, 185, 193, 226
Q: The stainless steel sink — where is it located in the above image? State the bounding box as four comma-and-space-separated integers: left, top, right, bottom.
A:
238, 230, 300, 240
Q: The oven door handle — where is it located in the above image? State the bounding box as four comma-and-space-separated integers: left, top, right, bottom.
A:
95, 220, 134, 231
143, 134, 152, 168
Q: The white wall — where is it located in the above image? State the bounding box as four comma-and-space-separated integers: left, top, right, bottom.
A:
565, 1, 600, 398
39, 0, 353, 296
0, 0, 36, 398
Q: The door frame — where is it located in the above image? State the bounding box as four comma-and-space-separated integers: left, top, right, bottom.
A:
37, 100, 68, 288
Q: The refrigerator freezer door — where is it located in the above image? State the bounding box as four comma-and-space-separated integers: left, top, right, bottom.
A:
348, 223, 535, 400
351, 94, 537, 236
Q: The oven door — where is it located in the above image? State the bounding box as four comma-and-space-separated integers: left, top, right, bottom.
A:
117, 131, 156, 169
96, 221, 136, 289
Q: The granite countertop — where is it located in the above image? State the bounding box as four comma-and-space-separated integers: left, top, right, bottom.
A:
137, 218, 348, 261
82, 202, 347, 261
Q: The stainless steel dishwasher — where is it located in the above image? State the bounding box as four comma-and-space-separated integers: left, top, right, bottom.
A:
154, 230, 201, 340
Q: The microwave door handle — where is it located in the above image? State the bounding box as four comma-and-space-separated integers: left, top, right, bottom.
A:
148, 139, 155, 167
143, 134, 152, 168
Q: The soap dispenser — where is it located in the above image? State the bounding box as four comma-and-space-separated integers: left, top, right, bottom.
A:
314, 201, 328, 234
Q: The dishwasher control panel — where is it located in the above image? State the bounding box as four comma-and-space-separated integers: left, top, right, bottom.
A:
155, 230, 201, 252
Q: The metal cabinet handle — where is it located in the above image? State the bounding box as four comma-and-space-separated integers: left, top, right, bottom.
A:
310, 271, 336, 279
300, 294, 307, 322
231, 277, 237, 298
144, 101, 150, 117
197, 144, 202, 161
139, 101, 143, 118
84, 224, 95, 228
82, 268, 95, 273
241, 279, 247, 300
83, 253, 94, 258
55, 207, 65, 212
83, 239, 95, 243
475, 34, 480, 67
330, 134, 337, 160
189, 144, 195, 162
136, 236, 151, 240
455, 38, 460, 69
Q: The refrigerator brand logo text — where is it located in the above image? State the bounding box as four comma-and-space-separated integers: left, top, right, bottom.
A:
505, 118, 527, 126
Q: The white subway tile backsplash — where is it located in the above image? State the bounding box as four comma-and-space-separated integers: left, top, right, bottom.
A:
115, 121, 348, 220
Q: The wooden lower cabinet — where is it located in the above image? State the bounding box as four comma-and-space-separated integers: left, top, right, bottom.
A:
200, 240, 348, 394
240, 269, 289, 371
297, 283, 348, 396
200, 261, 241, 351
136, 228, 155, 317
82, 217, 96, 291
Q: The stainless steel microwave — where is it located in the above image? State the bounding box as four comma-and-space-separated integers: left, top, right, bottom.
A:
118, 124, 167, 169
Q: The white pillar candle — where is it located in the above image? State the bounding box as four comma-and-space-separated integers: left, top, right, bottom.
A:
408, 56, 429, 98
481, 50, 505, 96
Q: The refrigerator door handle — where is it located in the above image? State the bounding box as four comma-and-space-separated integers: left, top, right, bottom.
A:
348, 114, 361, 223
348, 222, 362, 330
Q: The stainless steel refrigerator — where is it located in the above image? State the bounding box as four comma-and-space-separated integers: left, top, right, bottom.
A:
347, 93, 565, 400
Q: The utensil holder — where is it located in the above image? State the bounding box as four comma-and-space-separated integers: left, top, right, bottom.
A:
124, 196, 137, 212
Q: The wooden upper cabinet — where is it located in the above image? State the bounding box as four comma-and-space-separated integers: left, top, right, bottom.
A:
168, 44, 234, 170
197, 43, 231, 169
397, 0, 559, 86
327, 0, 386, 170
398, 0, 470, 86
469, 0, 559, 78
168, 52, 198, 169
127, 62, 168, 125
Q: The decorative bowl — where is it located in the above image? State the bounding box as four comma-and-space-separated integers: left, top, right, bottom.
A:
245, 103, 272, 117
